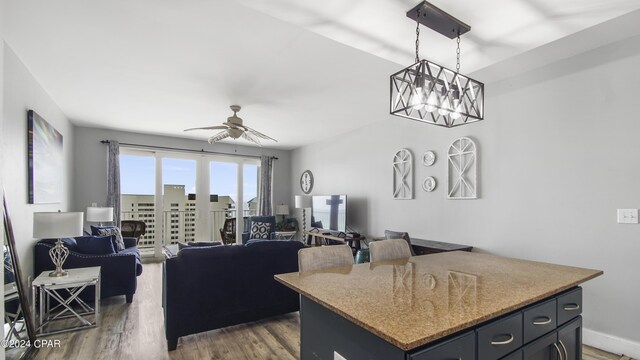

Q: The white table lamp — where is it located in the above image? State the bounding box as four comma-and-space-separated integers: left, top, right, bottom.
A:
34, 212, 84, 277
295, 196, 312, 243
86, 206, 114, 226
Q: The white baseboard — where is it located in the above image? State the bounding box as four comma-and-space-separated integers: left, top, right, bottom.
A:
583, 328, 640, 359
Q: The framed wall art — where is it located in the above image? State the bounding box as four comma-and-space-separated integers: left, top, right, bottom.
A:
28, 110, 63, 204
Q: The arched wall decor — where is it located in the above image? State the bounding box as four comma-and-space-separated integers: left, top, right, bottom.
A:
392, 149, 413, 200
447, 137, 477, 199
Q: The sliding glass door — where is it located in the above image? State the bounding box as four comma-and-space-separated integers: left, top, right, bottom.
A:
120, 149, 260, 253
120, 151, 157, 247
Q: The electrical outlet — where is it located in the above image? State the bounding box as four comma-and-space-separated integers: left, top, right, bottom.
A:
617, 209, 638, 224
334, 351, 347, 360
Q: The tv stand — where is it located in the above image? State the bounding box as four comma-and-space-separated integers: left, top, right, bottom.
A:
304, 230, 365, 253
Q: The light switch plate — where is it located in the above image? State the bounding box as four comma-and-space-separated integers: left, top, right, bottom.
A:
617, 209, 638, 224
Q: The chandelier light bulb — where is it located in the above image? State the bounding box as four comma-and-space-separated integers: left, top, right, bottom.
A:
450, 99, 462, 119
411, 86, 426, 110
425, 91, 438, 112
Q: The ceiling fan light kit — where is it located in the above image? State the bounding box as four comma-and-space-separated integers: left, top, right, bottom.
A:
184, 105, 277, 145
390, 1, 484, 128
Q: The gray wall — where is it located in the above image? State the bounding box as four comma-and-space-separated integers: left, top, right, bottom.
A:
1, 4, 6, 353
2, 45, 75, 279
73, 126, 292, 224
291, 36, 640, 352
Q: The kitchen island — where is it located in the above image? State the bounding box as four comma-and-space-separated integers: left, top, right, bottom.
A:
275, 251, 602, 360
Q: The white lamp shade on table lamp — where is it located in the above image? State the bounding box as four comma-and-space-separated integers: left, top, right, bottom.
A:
86, 207, 114, 222
276, 204, 290, 216
295, 195, 312, 209
33, 212, 84, 238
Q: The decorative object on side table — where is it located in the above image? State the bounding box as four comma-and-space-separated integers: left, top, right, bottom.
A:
275, 204, 290, 229
33, 211, 84, 277
423, 151, 436, 166
393, 149, 413, 200
447, 137, 477, 199
86, 206, 113, 226
300, 170, 314, 194
295, 195, 312, 243
422, 176, 437, 192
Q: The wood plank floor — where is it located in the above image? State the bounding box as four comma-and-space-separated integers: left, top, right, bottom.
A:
16, 262, 631, 360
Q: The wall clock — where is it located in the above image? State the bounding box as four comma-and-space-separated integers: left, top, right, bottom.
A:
300, 170, 314, 194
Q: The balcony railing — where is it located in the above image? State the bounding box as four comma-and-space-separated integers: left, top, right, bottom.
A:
121, 208, 257, 248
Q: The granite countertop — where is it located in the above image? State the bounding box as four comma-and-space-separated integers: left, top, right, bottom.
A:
275, 251, 602, 351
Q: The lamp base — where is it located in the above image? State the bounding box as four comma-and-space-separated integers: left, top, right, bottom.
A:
49, 269, 68, 277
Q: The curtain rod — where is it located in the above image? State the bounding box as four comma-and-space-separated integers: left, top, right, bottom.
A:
100, 140, 278, 160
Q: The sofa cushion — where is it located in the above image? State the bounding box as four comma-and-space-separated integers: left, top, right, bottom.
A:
40, 237, 79, 252
76, 236, 116, 255
250, 222, 270, 239
91, 226, 125, 252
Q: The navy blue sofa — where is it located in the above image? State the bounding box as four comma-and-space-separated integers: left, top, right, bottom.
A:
34, 237, 143, 303
164, 240, 304, 350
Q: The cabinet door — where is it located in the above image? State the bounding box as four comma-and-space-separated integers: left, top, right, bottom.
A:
409, 332, 475, 360
557, 316, 582, 360
477, 312, 523, 360
522, 332, 558, 360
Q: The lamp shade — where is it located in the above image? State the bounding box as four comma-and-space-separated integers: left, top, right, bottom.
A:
275, 204, 290, 216
86, 207, 114, 222
295, 195, 312, 209
33, 212, 84, 238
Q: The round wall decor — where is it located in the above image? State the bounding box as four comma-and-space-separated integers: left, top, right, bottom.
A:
423, 151, 436, 166
300, 170, 314, 194
422, 177, 437, 192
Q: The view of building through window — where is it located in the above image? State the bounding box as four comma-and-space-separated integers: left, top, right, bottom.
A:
120, 152, 259, 247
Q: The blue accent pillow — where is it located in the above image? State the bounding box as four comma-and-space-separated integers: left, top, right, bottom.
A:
76, 236, 116, 255
91, 225, 125, 252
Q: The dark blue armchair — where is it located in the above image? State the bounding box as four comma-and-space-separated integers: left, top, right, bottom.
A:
241, 216, 276, 244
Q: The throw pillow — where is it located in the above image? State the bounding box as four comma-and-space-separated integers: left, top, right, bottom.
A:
76, 236, 116, 255
250, 221, 270, 239
91, 226, 125, 252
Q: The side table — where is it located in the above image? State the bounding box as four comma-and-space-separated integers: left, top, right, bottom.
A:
32, 266, 101, 335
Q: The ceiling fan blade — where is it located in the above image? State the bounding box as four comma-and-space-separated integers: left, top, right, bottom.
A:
244, 126, 277, 142
241, 132, 262, 146
184, 125, 229, 132
208, 131, 230, 144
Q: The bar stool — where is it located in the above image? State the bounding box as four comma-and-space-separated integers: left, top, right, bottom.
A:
369, 239, 412, 263
298, 245, 354, 272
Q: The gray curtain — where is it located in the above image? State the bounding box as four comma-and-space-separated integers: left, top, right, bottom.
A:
107, 141, 121, 226
257, 155, 274, 216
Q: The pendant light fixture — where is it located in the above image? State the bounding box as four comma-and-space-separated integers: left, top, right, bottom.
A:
390, 1, 484, 127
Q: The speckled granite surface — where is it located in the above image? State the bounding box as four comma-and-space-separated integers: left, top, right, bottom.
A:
275, 251, 602, 351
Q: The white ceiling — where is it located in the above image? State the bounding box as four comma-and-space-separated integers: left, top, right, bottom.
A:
4, 0, 640, 149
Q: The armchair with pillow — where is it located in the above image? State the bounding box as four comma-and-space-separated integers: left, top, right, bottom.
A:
34, 226, 143, 303
241, 216, 276, 244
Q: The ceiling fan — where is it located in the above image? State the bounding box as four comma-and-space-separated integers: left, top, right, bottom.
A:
184, 105, 277, 145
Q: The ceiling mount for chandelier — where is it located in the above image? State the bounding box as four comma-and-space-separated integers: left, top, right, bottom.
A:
390, 1, 484, 128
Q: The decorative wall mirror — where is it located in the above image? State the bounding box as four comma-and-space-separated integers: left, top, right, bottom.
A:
447, 137, 477, 199
392, 149, 414, 200
3, 193, 38, 357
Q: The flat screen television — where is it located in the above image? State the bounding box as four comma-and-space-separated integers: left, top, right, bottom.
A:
311, 195, 347, 232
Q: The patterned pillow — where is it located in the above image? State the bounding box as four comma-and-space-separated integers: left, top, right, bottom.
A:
96, 227, 125, 252
250, 222, 270, 239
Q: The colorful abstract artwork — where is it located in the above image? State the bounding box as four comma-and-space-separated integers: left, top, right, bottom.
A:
28, 110, 63, 204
